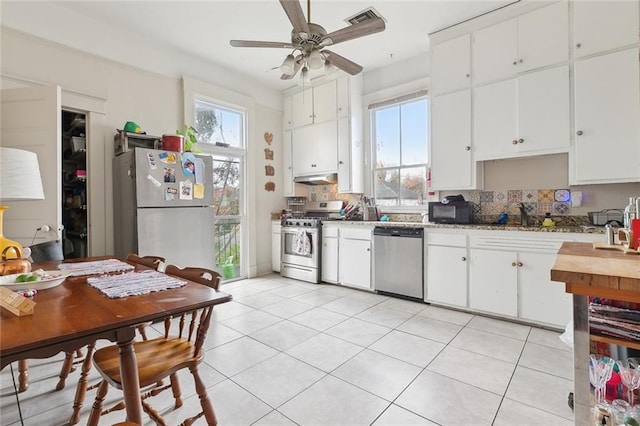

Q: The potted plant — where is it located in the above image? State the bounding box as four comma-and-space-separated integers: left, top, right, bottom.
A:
176, 125, 201, 153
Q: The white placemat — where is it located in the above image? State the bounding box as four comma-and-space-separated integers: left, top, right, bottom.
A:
57, 259, 135, 276
87, 270, 187, 299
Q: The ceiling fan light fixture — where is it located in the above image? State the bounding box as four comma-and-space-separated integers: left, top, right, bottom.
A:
324, 59, 337, 75
307, 49, 324, 70
301, 66, 311, 85
280, 54, 296, 75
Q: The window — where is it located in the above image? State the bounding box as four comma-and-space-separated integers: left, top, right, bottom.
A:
195, 99, 244, 148
192, 97, 247, 281
371, 97, 429, 207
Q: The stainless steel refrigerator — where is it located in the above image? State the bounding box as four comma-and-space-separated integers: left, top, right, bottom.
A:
113, 147, 215, 269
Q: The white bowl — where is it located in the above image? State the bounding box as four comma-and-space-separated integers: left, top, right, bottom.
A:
0, 270, 70, 291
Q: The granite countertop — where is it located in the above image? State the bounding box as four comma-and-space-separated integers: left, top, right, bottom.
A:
330, 221, 605, 234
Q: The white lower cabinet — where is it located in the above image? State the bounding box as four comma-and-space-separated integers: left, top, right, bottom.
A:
271, 221, 281, 272
469, 248, 518, 317
322, 225, 339, 284
339, 226, 372, 290
518, 251, 571, 327
425, 232, 468, 308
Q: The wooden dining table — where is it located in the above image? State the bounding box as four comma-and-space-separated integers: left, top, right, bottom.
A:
0, 256, 232, 424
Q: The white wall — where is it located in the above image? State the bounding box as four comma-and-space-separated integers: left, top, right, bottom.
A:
1, 27, 285, 276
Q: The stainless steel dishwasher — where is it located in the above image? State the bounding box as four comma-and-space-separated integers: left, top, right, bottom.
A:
373, 227, 424, 300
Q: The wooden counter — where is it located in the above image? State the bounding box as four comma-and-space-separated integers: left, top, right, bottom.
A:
551, 242, 640, 425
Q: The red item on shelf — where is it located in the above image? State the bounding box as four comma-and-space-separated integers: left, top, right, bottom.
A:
632, 218, 640, 250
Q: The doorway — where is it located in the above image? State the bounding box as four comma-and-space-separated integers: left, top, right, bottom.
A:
61, 110, 88, 259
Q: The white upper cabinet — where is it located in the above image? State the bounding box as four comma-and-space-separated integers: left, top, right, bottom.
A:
312, 80, 338, 124
573, 1, 639, 58
283, 95, 293, 130
473, 1, 569, 85
287, 80, 338, 129
573, 48, 640, 184
292, 120, 338, 176
473, 19, 518, 84
431, 90, 482, 190
282, 130, 294, 196
290, 90, 314, 128
431, 34, 471, 95
474, 65, 570, 161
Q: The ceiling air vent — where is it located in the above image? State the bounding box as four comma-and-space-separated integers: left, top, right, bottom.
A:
345, 7, 385, 25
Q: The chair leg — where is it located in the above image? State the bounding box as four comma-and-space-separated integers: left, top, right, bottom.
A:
69, 342, 96, 425
170, 372, 183, 408
17, 360, 28, 392
87, 380, 109, 426
191, 366, 217, 426
56, 351, 75, 390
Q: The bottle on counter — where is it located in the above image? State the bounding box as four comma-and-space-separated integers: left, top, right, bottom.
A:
542, 213, 555, 227
623, 197, 637, 229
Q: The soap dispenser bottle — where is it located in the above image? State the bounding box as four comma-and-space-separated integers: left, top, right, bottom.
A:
624, 197, 636, 229
542, 213, 555, 227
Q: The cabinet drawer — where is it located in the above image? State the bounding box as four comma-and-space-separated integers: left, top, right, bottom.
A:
427, 233, 466, 247
323, 225, 339, 238
469, 235, 564, 251
340, 227, 372, 240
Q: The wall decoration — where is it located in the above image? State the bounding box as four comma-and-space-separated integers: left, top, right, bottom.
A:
163, 167, 176, 183
265, 181, 275, 192
181, 152, 196, 178
179, 180, 193, 200
264, 148, 274, 160
264, 132, 273, 145
265, 165, 274, 176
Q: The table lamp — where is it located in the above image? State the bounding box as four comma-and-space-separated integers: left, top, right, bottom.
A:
0, 147, 45, 260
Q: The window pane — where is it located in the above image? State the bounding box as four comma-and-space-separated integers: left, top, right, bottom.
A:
212, 156, 240, 216
400, 166, 427, 207
374, 106, 400, 167
374, 168, 400, 206
195, 100, 244, 148
214, 217, 240, 274
401, 100, 428, 165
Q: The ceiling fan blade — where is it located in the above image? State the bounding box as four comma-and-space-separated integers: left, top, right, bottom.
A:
279, 0, 310, 39
323, 50, 363, 75
320, 17, 385, 47
230, 40, 296, 49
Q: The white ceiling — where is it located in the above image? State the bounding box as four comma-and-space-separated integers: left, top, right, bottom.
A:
5, 1, 516, 90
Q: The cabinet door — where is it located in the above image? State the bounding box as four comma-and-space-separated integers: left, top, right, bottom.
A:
469, 249, 517, 317
574, 48, 640, 183
292, 121, 338, 176
431, 34, 471, 95
431, 90, 477, 190
291, 90, 314, 128
283, 95, 293, 130
518, 251, 570, 328
426, 245, 467, 307
517, 1, 568, 72
272, 223, 281, 272
574, 1, 639, 58
312, 80, 337, 124
473, 78, 517, 160
282, 130, 295, 196
337, 117, 351, 193
339, 238, 371, 289
336, 77, 349, 118
473, 19, 518, 85
322, 236, 339, 283
517, 65, 570, 155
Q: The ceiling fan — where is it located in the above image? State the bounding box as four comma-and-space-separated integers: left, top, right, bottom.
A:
230, 0, 385, 80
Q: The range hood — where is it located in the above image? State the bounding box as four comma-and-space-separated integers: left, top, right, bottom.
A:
294, 173, 338, 185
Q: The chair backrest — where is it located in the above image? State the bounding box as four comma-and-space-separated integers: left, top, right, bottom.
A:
162, 265, 221, 359
126, 253, 166, 270
29, 240, 64, 262
164, 265, 221, 291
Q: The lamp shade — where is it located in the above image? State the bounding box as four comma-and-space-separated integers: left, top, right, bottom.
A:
0, 147, 45, 201
307, 49, 324, 70
279, 54, 296, 75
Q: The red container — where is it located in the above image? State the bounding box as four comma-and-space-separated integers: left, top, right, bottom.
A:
632, 218, 640, 250
162, 134, 184, 152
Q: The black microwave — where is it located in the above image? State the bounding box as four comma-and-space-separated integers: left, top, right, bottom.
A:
428, 201, 474, 224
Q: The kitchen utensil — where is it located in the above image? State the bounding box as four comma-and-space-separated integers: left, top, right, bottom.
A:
0, 270, 70, 290
161, 134, 184, 152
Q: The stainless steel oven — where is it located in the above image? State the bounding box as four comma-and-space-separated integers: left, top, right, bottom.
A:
280, 201, 343, 284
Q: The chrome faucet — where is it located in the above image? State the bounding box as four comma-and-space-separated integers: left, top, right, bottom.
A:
518, 203, 529, 227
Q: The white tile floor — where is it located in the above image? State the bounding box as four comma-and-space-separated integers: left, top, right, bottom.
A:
0, 274, 575, 425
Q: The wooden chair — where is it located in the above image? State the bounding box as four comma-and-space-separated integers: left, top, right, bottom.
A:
67, 254, 166, 424
86, 265, 221, 426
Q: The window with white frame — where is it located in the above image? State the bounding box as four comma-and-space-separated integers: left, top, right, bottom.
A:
371, 96, 429, 207
194, 99, 244, 148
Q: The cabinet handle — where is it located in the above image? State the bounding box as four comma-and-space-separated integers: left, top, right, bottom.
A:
512, 262, 517, 267
518, 138, 524, 144
311, 164, 316, 167
512, 140, 518, 145
465, 146, 471, 151
461, 256, 466, 261
513, 61, 517, 65
465, 74, 470, 78
366, 248, 370, 252
517, 261, 523, 267
339, 160, 344, 164
519, 59, 523, 64
576, 43, 581, 48
576, 130, 583, 136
